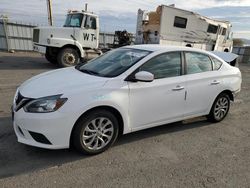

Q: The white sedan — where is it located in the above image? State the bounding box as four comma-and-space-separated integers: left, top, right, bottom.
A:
12, 45, 241, 154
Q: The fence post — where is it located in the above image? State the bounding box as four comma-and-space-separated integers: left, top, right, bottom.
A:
103, 33, 106, 48
2, 16, 10, 52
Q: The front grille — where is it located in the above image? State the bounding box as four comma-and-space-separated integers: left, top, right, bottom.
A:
33, 28, 39, 43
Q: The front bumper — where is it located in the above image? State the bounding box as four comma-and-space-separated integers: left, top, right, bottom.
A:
232, 88, 241, 99
33, 44, 46, 54
13, 108, 76, 149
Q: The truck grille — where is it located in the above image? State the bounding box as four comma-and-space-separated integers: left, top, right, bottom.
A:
33, 29, 40, 43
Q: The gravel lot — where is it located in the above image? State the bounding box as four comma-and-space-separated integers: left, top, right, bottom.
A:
0, 52, 250, 188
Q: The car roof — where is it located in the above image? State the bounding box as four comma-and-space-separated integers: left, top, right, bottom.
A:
125, 44, 212, 54
122, 44, 231, 63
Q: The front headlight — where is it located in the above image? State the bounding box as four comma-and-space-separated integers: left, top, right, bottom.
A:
24, 95, 68, 113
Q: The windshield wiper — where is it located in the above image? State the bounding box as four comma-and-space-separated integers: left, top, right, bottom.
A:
78, 69, 100, 76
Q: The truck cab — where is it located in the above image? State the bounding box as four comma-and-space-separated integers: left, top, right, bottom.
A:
33, 11, 101, 67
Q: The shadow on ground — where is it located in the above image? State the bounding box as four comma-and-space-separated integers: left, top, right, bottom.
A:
0, 115, 212, 179
0, 55, 56, 70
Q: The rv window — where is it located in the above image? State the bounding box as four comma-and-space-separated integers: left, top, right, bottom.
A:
207, 24, 218, 34
174, 16, 187, 29
221, 28, 227, 35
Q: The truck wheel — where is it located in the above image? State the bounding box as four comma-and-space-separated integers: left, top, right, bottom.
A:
57, 48, 80, 67
45, 52, 57, 64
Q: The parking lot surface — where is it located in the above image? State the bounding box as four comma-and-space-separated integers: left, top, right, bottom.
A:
0, 52, 250, 187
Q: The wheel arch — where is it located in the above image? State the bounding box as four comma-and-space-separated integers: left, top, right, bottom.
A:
207, 89, 233, 122
60, 44, 83, 57
70, 105, 124, 146
220, 89, 234, 101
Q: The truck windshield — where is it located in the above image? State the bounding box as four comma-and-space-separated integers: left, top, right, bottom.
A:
64, 13, 83, 27
76, 48, 151, 77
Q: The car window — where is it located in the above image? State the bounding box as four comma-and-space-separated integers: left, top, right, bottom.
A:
211, 56, 223, 70
185, 52, 212, 74
139, 52, 181, 79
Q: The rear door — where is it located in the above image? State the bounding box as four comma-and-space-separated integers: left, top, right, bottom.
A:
183, 52, 223, 116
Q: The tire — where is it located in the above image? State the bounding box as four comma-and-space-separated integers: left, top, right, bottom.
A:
72, 109, 119, 155
45, 52, 57, 64
207, 93, 230, 122
57, 48, 80, 67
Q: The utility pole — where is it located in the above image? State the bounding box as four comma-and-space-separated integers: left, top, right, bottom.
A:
46, 0, 53, 26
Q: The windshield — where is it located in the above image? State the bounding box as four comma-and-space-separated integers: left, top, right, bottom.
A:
76, 48, 151, 77
64, 13, 83, 27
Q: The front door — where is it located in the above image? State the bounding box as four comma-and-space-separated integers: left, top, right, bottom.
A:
128, 52, 186, 131
79, 15, 98, 49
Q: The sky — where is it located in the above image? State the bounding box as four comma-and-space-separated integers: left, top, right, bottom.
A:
0, 0, 250, 39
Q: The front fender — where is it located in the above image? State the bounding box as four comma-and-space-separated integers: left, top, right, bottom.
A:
50, 38, 85, 57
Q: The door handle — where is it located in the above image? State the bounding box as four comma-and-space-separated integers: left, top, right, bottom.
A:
211, 80, 220, 85
172, 85, 184, 91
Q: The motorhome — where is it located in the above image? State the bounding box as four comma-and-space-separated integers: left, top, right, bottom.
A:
135, 5, 233, 52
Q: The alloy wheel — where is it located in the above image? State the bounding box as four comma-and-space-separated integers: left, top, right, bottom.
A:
82, 117, 114, 151
214, 96, 229, 121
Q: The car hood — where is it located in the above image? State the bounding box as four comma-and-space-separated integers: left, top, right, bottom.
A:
19, 67, 109, 98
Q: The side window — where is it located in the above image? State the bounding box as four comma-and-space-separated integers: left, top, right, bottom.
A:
174, 16, 187, 29
139, 52, 181, 79
211, 57, 223, 70
221, 28, 227, 36
85, 16, 96, 29
185, 52, 212, 74
207, 24, 218, 34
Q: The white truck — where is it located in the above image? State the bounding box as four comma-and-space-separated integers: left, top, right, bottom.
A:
135, 5, 233, 52
33, 10, 102, 67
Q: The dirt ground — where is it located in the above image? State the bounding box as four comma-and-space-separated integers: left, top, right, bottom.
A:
0, 52, 249, 188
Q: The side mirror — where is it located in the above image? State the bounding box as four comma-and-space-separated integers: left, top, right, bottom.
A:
135, 71, 154, 82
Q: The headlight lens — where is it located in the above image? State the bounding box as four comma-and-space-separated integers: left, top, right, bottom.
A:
24, 95, 67, 113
